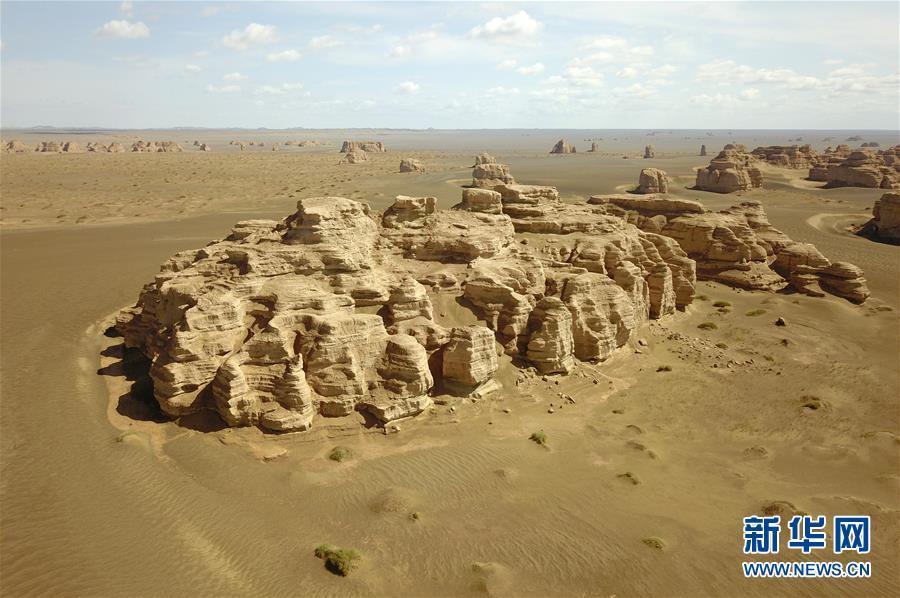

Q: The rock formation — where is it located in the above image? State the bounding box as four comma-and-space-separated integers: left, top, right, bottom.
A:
695, 145, 764, 193
635, 168, 668, 194
471, 154, 515, 188
339, 150, 367, 165
61, 142, 83, 153
107, 142, 125, 153
550, 139, 576, 154
36, 141, 61, 153
643, 145, 655, 159
341, 141, 385, 153
823, 147, 900, 189
3, 140, 30, 153
131, 141, 184, 153
116, 183, 867, 434
588, 142, 599, 153
399, 158, 426, 173
700, 144, 707, 157
855, 192, 900, 244
199, 143, 211, 152
751, 145, 817, 169
808, 145, 852, 181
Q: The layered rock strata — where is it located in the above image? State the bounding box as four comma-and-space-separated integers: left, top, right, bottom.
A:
695, 145, 764, 193
341, 141, 385, 153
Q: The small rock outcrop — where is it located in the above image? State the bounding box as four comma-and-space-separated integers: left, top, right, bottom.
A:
60, 142, 83, 153
550, 139, 576, 154
341, 141, 385, 153
635, 168, 668, 194
4, 140, 30, 153
471, 154, 515, 188
695, 145, 764, 193
588, 142, 599, 153
199, 143, 211, 152
751, 145, 817, 169
340, 150, 367, 165
700, 144, 707, 157
855, 192, 900, 244
824, 147, 900, 189
130, 141, 184, 153
36, 141, 61, 153
107, 142, 125, 153
643, 145, 655, 159
808, 145, 852, 181
399, 158, 426, 173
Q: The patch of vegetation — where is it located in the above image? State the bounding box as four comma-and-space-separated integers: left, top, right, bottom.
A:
697, 321, 718, 330
409, 511, 421, 522
529, 431, 548, 446
695, 294, 709, 301
712, 301, 731, 308
328, 446, 353, 463
656, 365, 672, 372
642, 537, 666, 550
745, 309, 767, 317
763, 354, 775, 363
715, 342, 728, 349
314, 544, 361, 577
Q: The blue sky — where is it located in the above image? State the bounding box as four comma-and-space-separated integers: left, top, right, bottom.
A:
1, 1, 898, 129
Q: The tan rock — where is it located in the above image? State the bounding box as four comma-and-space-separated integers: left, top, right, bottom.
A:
399, 158, 426, 173
550, 139, 576, 154
341, 141, 385, 153
695, 147, 764, 193
635, 168, 669, 194
442, 326, 499, 390
339, 149, 367, 164
856, 192, 900, 244
643, 145, 655, 159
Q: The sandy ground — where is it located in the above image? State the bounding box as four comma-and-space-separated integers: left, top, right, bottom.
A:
1, 129, 898, 597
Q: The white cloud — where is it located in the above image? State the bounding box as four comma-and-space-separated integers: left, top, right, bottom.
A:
487, 86, 520, 95
309, 35, 341, 49
266, 49, 301, 63
394, 81, 420, 94
184, 64, 202, 73
255, 83, 305, 95
194, 50, 210, 58
94, 20, 149, 39
516, 62, 545, 75
221, 23, 278, 51
205, 84, 240, 93
119, 1, 134, 17
387, 45, 411, 59
696, 59, 821, 89
616, 67, 638, 79
496, 59, 517, 70
223, 72, 246, 81
630, 45, 654, 57
823, 58, 843, 66
612, 83, 654, 98
740, 88, 761, 100
469, 11, 542, 40
564, 65, 604, 87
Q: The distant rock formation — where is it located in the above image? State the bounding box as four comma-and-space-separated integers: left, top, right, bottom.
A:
643, 145, 655, 159
131, 141, 184, 153
193, 140, 201, 147
36, 141, 61, 153
199, 143, 211, 152
824, 147, 900, 189
694, 145, 764, 193
808, 145, 852, 181
4, 139, 30, 153
61, 142, 83, 153
471, 153, 515, 188
341, 141, 386, 153
399, 158, 426, 173
635, 168, 669, 194
107, 142, 125, 153
339, 149, 367, 164
550, 139, 576, 154
861, 142, 880, 148
751, 144, 817, 169
700, 144, 707, 157
87, 141, 105, 153
588, 142, 599, 153
854, 192, 900, 244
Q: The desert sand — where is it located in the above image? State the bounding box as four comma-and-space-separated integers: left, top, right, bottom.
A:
1, 128, 899, 597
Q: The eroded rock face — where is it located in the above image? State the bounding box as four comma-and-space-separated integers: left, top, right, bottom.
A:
399, 158, 426, 173
635, 168, 669, 194
825, 147, 900, 189
340, 150, 367, 164
3, 140, 29, 153
695, 146, 764, 193
589, 142, 599, 152
130, 141, 184, 153
808, 145, 851, 181
751, 145, 817, 169
700, 144, 707, 157
117, 184, 865, 434
341, 141, 385, 153
472, 161, 515, 188
856, 192, 900, 244
643, 145, 655, 159
550, 139, 576, 154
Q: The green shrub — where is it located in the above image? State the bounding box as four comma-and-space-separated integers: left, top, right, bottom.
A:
529, 431, 548, 446
745, 309, 766, 317
328, 446, 353, 463
697, 322, 718, 330
656, 365, 672, 372
712, 301, 731, 308
314, 544, 361, 576
715, 342, 728, 349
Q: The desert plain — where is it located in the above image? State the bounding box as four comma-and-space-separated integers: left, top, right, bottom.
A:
1, 128, 899, 597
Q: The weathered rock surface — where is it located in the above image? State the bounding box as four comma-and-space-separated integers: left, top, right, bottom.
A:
340, 150, 367, 165
855, 192, 900, 244
341, 141, 385, 153
643, 145, 655, 159
3, 140, 29, 153
824, 147, 900, 189
472, 156, 515, 188
695, 145, 764, 193
700, 144, 707, 157
116, 183, 866, 434
635, 168, 669, 194
751, 145, 817, 169
130, 140, 184, 153
399, 158, 425, 173
550, 139, 576, 154
589, 142, 599, 153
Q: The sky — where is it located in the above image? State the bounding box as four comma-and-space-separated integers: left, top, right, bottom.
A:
1, 1, 898, 129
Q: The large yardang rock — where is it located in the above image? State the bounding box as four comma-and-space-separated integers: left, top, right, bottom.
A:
399, 158, 425, 173
36, 141, 61, 153
60, 142, 83, 153
130, 140, 183, 153
588, 142, 600, 153
473, 152, 497, 166
340, 149, 367, 164
550, 139, 576, 154
588, 194, 703, 219
807, 144, 851, 181
751, 145, 817, 169
825, 147, 900, 189
700, 144, 707, 157
818, 262, 870, 304
472, 161, 515, 188
341, 140, 385, 153
643, 145, 655, 159
442, 326, 498, 391
695, 146, 764, 193
107, 142, 125, 153
561, 273, 636, 360
3, 139, 30, 153
525, 297, 575, 374
856, 192, 900, 244
635, 168, 669, 194
199, 143, 211, 152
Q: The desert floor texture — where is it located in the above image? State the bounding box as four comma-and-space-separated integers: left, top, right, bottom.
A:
1, 128, 898, 597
